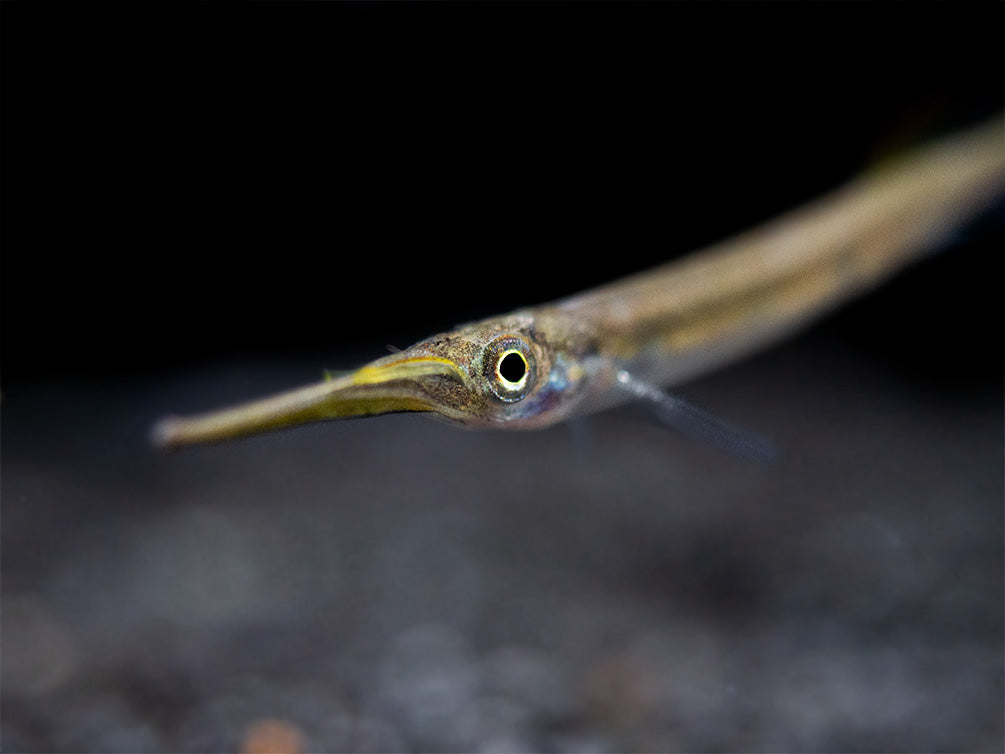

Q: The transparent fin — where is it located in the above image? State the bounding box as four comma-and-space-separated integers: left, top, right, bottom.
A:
615, 370, 777, 463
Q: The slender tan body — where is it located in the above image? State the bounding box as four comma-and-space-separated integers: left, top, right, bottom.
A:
154, 116, 1005, 448
557, 116, 1005, 388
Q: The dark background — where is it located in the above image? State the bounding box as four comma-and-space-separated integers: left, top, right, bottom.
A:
2, 2, 1003, 752
3, 1, 1002, 386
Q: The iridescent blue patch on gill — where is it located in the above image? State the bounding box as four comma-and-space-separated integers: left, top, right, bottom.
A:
513, 354, 573, 420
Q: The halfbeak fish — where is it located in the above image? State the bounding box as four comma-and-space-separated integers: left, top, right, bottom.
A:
153, 116, 1005, 452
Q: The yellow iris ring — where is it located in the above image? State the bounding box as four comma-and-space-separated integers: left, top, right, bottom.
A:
495, 349, 529, 390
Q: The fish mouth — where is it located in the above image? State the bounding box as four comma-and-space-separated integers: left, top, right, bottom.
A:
151, 354, 466, 449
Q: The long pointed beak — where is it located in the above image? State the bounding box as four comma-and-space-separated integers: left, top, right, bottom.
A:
151, 354, 464, 449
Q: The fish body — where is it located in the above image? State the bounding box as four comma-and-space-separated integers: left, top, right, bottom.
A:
154, 116, 1005, 449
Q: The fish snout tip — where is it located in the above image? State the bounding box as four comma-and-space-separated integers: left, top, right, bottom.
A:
149, 416, 184, 450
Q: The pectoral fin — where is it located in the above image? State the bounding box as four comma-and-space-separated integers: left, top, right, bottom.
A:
615, 370, 777, 463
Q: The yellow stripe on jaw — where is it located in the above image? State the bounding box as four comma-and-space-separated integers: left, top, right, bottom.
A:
351, 355, 465, 387
152, 356, 468, 449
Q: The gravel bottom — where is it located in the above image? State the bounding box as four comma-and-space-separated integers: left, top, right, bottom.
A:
2, 339, 1002, 752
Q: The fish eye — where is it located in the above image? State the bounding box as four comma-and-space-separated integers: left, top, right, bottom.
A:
497, 350, 527, 385
484, 335, 536, 402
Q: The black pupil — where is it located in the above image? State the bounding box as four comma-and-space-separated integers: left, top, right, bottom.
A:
498, 352, 526, 384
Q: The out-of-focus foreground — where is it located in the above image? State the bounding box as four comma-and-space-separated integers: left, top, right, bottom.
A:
3, 335, 1003, 750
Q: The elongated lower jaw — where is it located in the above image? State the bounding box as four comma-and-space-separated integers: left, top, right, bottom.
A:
151, 355, 464, 449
